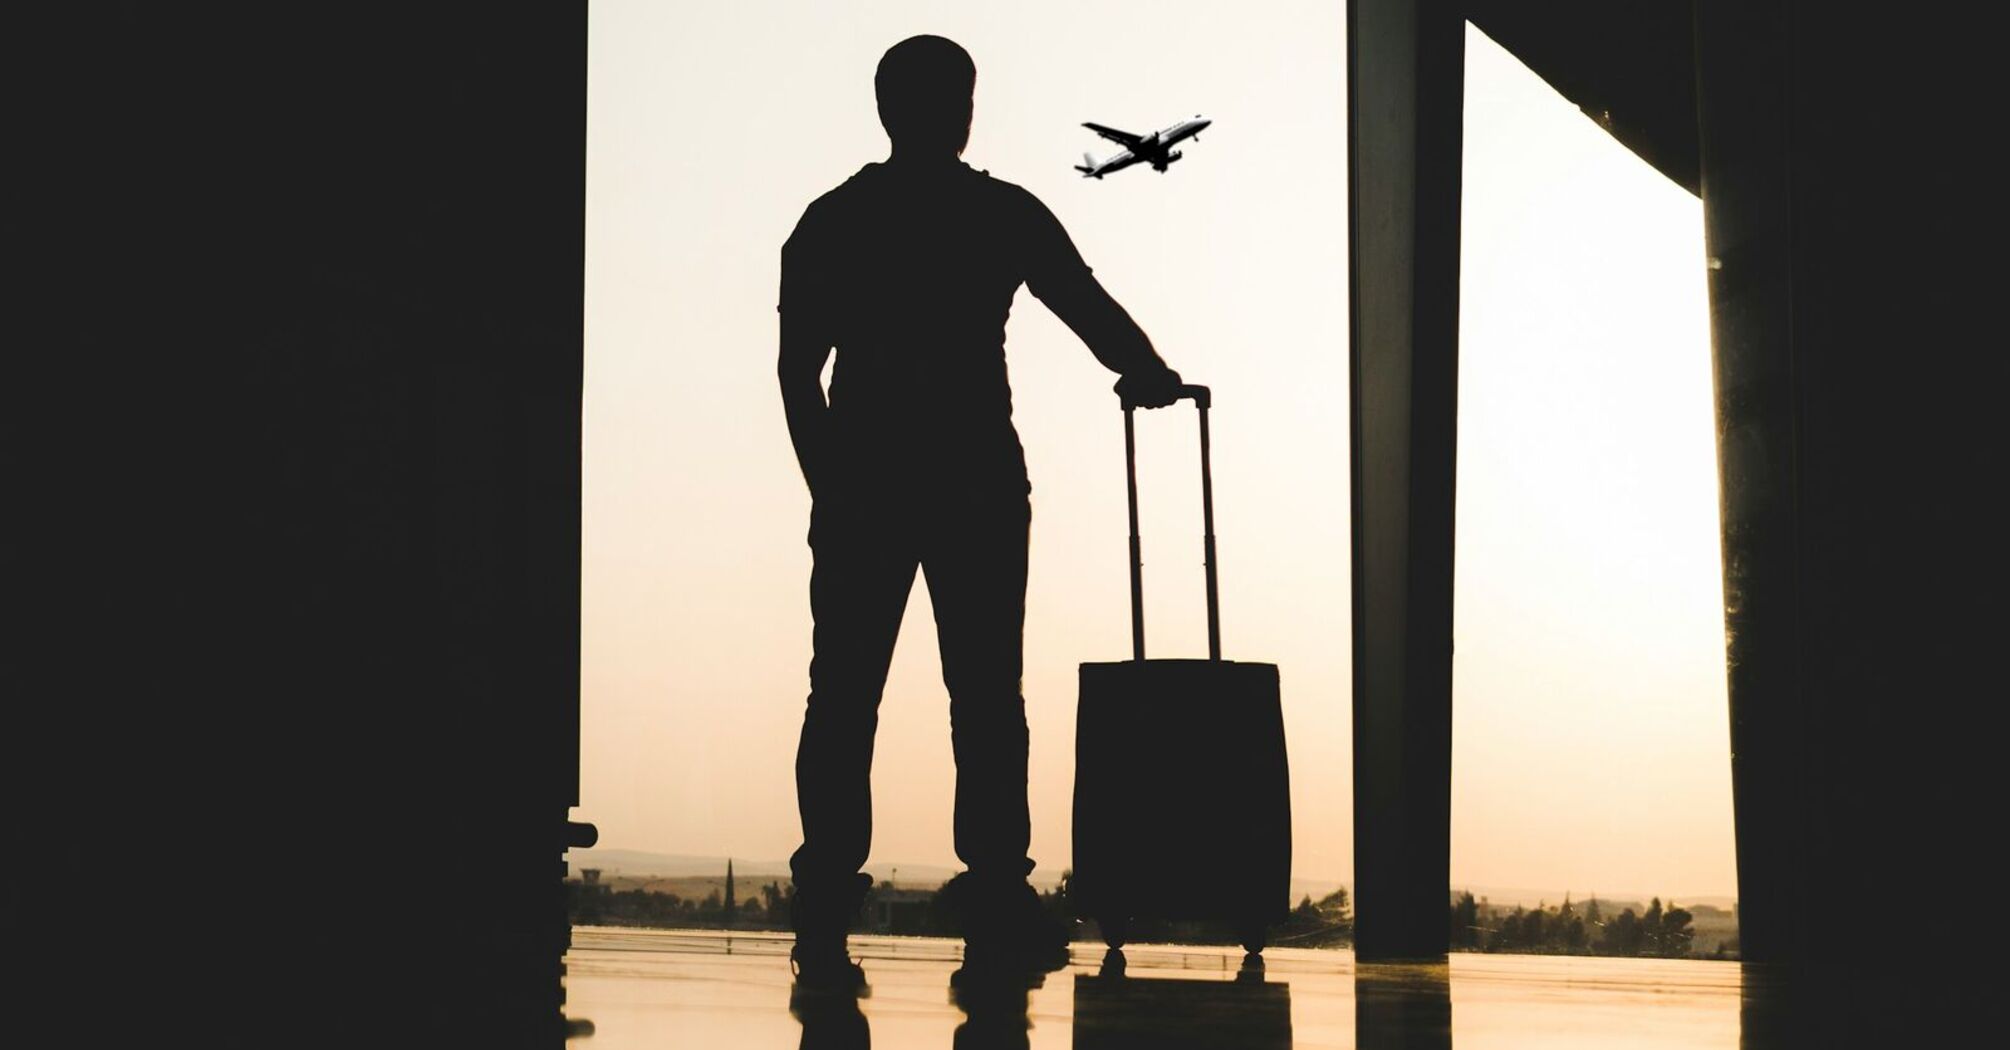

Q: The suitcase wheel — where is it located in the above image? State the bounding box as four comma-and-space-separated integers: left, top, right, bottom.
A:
1098, 915, 1129, 950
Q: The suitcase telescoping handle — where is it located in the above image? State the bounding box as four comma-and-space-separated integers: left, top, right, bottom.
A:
1121, 383, 1220, 662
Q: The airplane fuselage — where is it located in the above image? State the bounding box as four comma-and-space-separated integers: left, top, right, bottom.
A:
1077, 115, 1212, 178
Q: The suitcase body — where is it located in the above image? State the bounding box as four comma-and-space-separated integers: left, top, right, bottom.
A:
1072, 658, 1291, 934
1070, 386, 1292, 951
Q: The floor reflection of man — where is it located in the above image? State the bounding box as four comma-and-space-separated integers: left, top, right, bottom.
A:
949, 967, 1041, 1050
790, 985, 871, 1050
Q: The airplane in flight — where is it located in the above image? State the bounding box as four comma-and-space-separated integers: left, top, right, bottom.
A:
1074, 115, 1213, 178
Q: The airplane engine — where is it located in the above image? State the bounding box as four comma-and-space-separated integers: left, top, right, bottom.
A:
1154, 150, 1184, 172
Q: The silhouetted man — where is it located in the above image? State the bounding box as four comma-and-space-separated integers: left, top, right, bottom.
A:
779, 34, 1184, 989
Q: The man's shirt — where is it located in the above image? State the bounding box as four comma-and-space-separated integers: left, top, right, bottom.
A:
780, 159, 1138, 493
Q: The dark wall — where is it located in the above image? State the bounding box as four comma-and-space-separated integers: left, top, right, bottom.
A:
1696, 0, 1997, 1001
19, 6, 585, 1041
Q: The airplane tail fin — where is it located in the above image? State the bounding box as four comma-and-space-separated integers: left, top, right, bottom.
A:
1074, 151, 1096, 175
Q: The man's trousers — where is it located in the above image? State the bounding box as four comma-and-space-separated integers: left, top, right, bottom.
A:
789, 480, 1035, 929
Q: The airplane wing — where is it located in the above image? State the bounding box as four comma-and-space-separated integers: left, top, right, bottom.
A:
1083, 122, 1145, 148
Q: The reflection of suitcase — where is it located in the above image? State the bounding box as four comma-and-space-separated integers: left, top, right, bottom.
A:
1071, 386, 1291, 953
1072, 971, 1293, 1049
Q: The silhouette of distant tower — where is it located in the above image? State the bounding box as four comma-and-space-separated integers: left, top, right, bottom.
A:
724, 858, 736, 927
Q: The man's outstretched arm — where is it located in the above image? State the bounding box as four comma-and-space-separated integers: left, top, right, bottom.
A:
1021, 195, 1184, 407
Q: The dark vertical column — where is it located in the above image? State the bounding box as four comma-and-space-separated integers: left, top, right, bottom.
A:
1692, 0, 1804, 969
1347, 0, 1464, 961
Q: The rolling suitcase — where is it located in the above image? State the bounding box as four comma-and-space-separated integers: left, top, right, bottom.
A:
1071, 385, 1292, 954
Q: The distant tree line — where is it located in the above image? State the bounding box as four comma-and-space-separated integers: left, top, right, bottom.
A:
1450, 891, 1714, 958
566, 871, 1353, 947
567, 875, 797, 930
568, 873, 1721, 959
1273, 887, 1354, 947
1083, 885, 1354, 948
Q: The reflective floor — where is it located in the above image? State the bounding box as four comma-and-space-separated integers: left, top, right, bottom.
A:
564, 928, 1756, 1048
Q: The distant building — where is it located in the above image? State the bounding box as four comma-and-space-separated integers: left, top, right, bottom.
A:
867, 888, 935, 935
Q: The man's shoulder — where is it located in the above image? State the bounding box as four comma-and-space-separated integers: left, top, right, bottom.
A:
787, 165, 880, 244
965, 167, 1047, 213
813, 164, 881, 206
812, 160, 1032, 204
787, 162, 1051, 248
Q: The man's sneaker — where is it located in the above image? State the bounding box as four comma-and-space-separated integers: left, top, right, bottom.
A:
789, 872, 874, 997
948, 873, 1073, 974
790, 940, 868, 998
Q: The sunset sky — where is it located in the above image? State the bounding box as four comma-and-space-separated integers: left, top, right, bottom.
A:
582, 1, 1736, 901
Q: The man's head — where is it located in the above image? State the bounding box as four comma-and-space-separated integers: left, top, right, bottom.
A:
875, 35, 975, 157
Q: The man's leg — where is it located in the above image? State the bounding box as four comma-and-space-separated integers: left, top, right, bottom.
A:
791, 494, 917, 968
922, 488, 1034, 882
922, 487, 1066, 968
